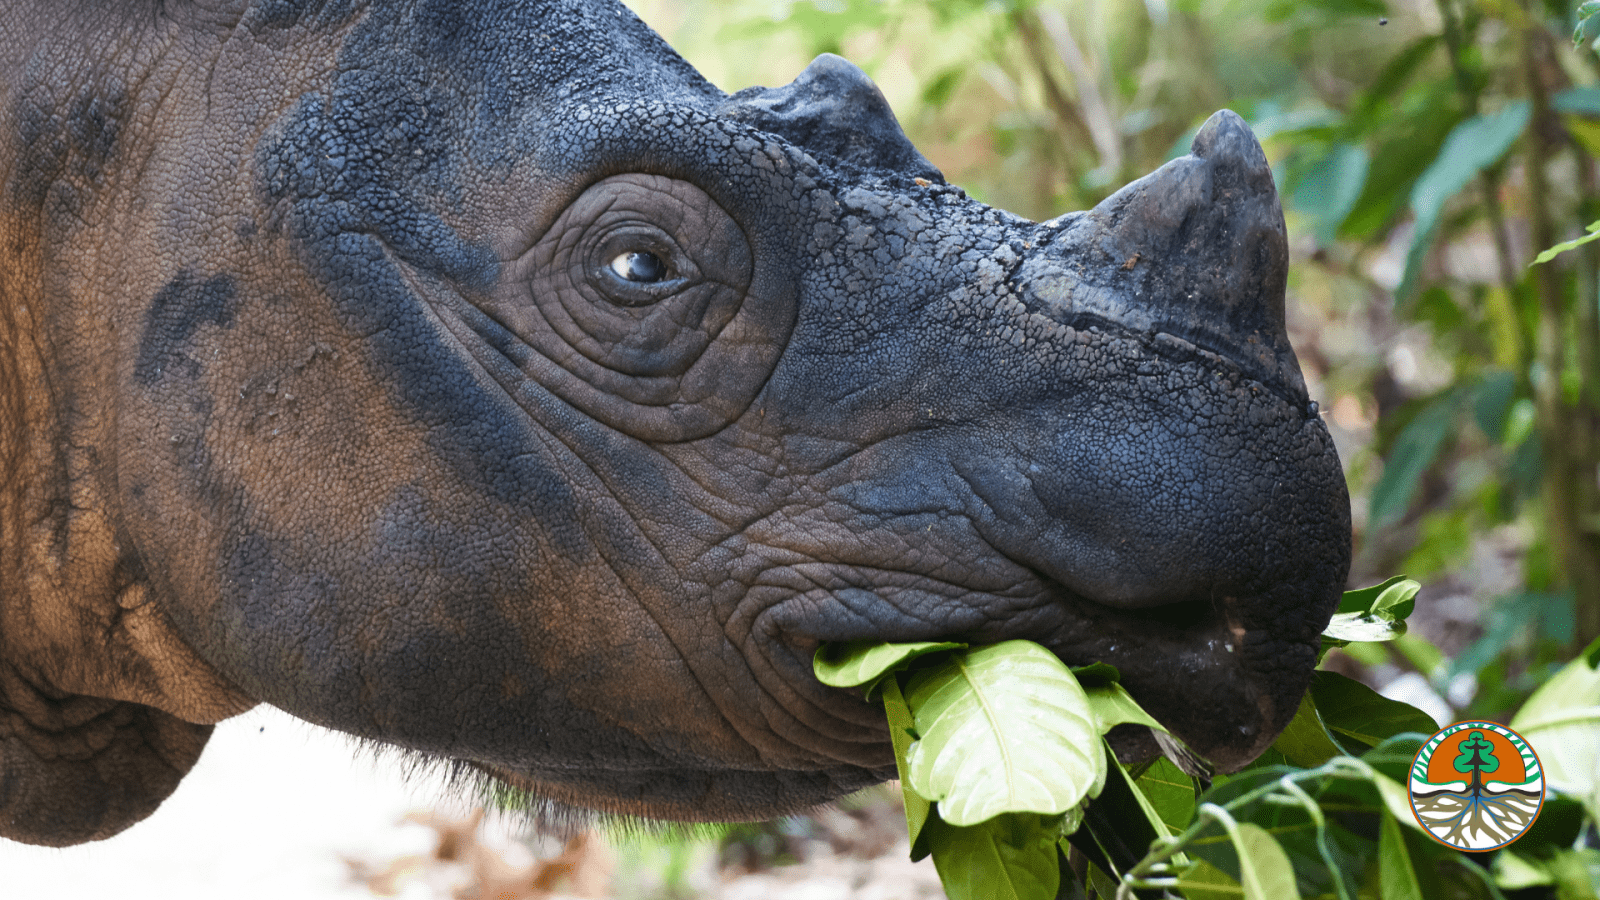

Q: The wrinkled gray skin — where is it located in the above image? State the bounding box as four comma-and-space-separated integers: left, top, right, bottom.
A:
0, 0, 1350, 846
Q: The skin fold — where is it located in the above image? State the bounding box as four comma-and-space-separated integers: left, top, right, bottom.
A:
0, 0, 1351, 846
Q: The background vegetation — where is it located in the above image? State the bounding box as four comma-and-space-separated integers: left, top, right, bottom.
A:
628, 0, 1600, 728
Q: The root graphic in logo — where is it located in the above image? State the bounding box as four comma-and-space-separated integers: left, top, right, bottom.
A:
1409, 720, 1544, 851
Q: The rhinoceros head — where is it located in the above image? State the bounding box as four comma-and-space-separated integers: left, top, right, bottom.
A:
0, 0, 1349, 845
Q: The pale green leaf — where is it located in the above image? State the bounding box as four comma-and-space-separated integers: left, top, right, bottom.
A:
924, 813, 1061, 900
1336, 575, 1420, 618
1577, 3, 1600, 46
1379, 812, 1425, 900
1510, 639, 1600, 820
813, 640, 965, 690
1234, 822, 1303, 900
904, 641, 1105, 826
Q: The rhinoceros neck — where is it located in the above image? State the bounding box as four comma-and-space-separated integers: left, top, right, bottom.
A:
0, 4, 256, 731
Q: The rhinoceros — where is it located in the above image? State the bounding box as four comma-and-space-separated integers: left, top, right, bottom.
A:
0, 0, 1350, 847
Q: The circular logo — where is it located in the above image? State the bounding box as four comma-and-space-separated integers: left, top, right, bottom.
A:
1408, 720, 1544, 851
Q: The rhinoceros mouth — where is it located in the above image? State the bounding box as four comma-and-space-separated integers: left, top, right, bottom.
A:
758, 570, 1312, 773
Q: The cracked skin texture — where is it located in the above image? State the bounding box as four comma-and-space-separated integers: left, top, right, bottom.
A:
0, 0, 1350, 847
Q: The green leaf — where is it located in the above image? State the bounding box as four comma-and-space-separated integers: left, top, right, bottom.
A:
1069, 661, 1122, 687
1310, 671, 1439, 751
923, 812, 1061, 900
1084, 681, 1166, 733
1379, 812, 1426, 900
1321, 611, 1407, 644
1554, 86, 1600, 117
1269, 691, 1346, 768
903, 641, 1105, 826
880, 677, 933, 858
1369, 389, 1464, 527
1374, 770, 1421, 829
1134, 757, 1198, 837
1397, 103, 1530, 301
1070, 741, 1175, 881
1531, 220, 1600, 266
1291, 142, 1370, 246
1577, 2, 1600, 46
1546, 848, 1600, 898
1322, 577, 1421, 656
813, 640, 965, 691
1510, 638, 1600, 820
1177, 859, 1245, 900
1234, 822, 1303, 900
1336, 575, 1421, 617
1472, 370, 1518, 442
1494, 851, 1556, 890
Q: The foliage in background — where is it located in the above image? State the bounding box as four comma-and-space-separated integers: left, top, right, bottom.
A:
626, 0, 1600, 726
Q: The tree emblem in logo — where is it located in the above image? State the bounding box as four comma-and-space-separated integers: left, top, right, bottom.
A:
1409, 720, 1544, 851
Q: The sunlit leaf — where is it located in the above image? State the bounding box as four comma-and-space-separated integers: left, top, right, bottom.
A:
1510, 638, 1600, 820
904, 642, 1105, 826
1337, 575, 1421, 618
1322, 611, 1407, 644
1494, 850, 1556, 890
1576, 1, 1600, 46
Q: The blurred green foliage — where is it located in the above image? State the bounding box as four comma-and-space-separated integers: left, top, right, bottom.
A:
628, 0, 1600, 726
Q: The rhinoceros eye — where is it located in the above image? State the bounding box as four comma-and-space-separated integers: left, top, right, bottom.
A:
609, 250, 668, 283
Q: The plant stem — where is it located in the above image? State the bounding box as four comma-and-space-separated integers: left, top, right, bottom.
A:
1518, 1, 1600, 645
1438, 0, 1524, 317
